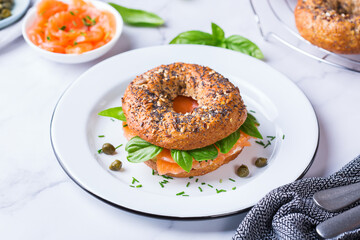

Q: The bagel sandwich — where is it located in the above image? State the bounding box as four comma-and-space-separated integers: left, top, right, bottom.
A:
295, 0, 360, 54
98, 63, 262, 178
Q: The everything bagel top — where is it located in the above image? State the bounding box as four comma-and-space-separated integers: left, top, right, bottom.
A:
122, 62, 247, 150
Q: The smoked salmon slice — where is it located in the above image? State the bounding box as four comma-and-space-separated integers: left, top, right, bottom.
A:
28, 0, 115, 54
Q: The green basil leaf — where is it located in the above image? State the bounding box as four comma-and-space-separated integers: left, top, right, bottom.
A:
216, 129, 241, 154
169, 31, 216, 45
217, 42, 227, 48
170, 23, 264, 59
109, 3, 164, 27
98, 107, 126, 121
240, 114, 263, 139
125, 136, 163, 163
188, 144, 218, 161
170, 150, 193, 173
247, 113, 259, 125
225, 35, 264, 59
211, 22, 225, 42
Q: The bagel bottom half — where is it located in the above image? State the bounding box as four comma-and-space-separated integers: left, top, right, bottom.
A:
144, 148, 244, 178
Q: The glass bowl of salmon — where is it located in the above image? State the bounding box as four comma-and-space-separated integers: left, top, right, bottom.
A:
22, 0, 123, 64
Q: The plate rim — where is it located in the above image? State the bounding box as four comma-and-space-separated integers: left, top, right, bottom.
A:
50, 44, 319, 220
0, 0, 31, 29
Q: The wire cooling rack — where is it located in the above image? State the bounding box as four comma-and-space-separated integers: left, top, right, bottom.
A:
249, 0, 360, 73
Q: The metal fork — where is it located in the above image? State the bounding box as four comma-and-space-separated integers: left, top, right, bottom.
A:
313, 182, 360, 238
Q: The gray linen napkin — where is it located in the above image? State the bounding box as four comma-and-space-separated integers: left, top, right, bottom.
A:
233, 155, 360, 240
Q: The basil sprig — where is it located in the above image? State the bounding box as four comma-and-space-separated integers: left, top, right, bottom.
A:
215, 129, 241, 154
98, 107, 126, 121
188, 144, 218, 161
170, 23, 264, 59
125, 136, 163, 163
247, 112, 259, 125
240, 113, 263, 139
169, 31, 216, 45
225, 35, 264, 59
215, 113, 263, 153
169, 145, 219, 172
170, 150, 193, 173
109, 3, 164, 27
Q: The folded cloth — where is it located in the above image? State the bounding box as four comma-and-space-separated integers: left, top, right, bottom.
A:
233, 155, 360, 240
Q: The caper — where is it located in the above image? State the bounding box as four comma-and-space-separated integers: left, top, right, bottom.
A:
0, 9, 11, 19
236, 165, 249, 178
102, 143, 115, 155
0, 0, 13, 19
255, 157, 268, 168
109, 160, 122, 171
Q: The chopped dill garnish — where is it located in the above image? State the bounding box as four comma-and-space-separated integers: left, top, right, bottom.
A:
198, 187, 203, 192
152, 169, 155, 175
82, 17, 91, 26
70, 11, 75, 15
182, 194, 189, 197
98, 135, 105, 138
216, 189, 227, 194
256, 140, 272, 149
229, 178, 235, 182
59, 25, 66, 31
115, 144, 123, 149
264, 140, 271, 148
162, 175, 173, 180
159, 182, 164, 188
186, 182, 190, 187
201, 182, 206, 185
110, 118, 115, 122
219, 179, 223, 183
255, 141, 265, 146
208, 184, 214, 188
132, 177, 139, 184
97, 149, 102, 154
283, 134, 285, 139
267, 136, 276, 141
136, 184, 142, 188
232, 187, 236, 190
189, 176, 194, 179
195, 178, 199, 182
82, 16, 96, 26
249, 110, 256, 113
129, 185, 135, 188
176, 191, 185, 196
46, 36, 51, 41
123, 124, 128, 127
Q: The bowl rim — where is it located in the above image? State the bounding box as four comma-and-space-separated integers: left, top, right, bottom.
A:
22, 0, 123, 57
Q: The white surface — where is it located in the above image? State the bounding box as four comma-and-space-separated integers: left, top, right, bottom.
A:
22, 0, 123, 63
51, 45, 318, 218
0, 0, 359, 239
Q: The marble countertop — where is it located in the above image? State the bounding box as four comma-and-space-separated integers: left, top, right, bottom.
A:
1, 0, 359, 239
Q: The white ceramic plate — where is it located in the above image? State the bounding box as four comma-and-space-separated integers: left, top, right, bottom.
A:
0, 0, 30, 29
51, 45, 319, 219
